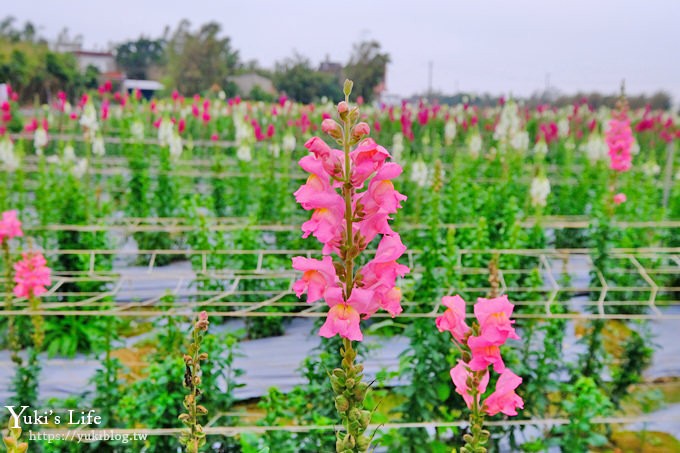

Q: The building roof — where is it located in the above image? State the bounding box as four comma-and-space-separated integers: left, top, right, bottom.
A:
73, 50, 114, 58
123, 79, 164, 91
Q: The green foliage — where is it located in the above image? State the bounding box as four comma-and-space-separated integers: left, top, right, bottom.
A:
553, 377, 612, 451
344, 41, 390, 103
115, 36, 165, 80
165, 20, 239, 94
273, 54, 339, 104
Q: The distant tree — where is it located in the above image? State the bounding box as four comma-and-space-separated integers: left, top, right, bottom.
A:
82, 64, 100, 90
344, 40, 390, 102
273, 53, 339, 103
115, 37, 165, 80
165, 20, 239, 95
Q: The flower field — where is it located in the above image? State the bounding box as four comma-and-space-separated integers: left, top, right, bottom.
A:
2, 83, 680, 452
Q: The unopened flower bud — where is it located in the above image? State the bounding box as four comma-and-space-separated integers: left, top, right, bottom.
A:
335, 395, 350, 412
338, 101, 348, 114
343, 79, 354, 97
199, 310, 208, 321
322, 118, 342, 139
345, 378, 355, 389
352, 122, 370, 139
356, 435, 371, 450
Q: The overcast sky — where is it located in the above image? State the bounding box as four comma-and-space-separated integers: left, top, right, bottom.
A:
6, 1, 680, 101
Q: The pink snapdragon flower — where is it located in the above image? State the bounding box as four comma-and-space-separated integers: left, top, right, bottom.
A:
292, 256, 338, 303
436, 295, 470, 343
473, 295, 520, 345
14, 252, 52, 299
483, 369, 524, 416
0, 210, 23, 244
606, 111, 633, 172
436, 293, 524, 440
450, 361, 489, 409
293, 97, 409, 341
613, 193, 626, 205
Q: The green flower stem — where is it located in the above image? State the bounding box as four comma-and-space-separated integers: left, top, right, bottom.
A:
2, 243, 20, 364
330, 338, 371, 452
179, 315, 209, 452
460, 371, 490, 453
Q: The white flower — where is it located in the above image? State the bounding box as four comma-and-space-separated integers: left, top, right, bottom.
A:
557, 118, 570, 138
642, 162, 661, 177
444, 121, 457, 145
271, 143, 281, 158
469, 134, 482, 158
92, 136, 106, 156
510, 131, 529, 152
79, 103, 99, 135
237, 144, 252, 162
494, 101, 522, 144
72, 158, 88, 178
131, 121, 145, 140
218, 90, 226, 100
533, 140, 548, 156
282, 133, 296, 152
582, 135, 608, 163
391, 132, 404, 161
63, 144, 76, 162
0, 138, 19, 171
631, 139, 640, 155
410, 160, 429, 187
158, 119, 174, 146
34, 129, 48, 151
168, 133, 183, 159
530, 176, 551, 207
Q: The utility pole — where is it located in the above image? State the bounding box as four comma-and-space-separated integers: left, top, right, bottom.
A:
428, 61, 433, 100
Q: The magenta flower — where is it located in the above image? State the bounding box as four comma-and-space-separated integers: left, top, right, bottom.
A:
0, 210, 23, 245
436, 295, 471, 343
483, 369, 524, 416
613, 192, 627, 205
13, 252, 52, 299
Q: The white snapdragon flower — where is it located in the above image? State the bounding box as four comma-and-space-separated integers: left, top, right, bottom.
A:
510, 131, 529, 152
557, 118, 570, 138
469, 134, 483, 159
410, 160, 429, 187
34, 128, 48, 151
282, 133, 296, 152
63, 144, 76, 162
79, 102, 99, 134
530, 176, 551, 207
583, 135, 608, 163
533, 140, 548, 156
236, 144, 252, 162
391, 132, 404, 162
158, 119, 174, 146
131, 121, 145, 140
631, 139, 640, 155
168, 133, 183, 160
92, 136, 106, 156
71, 158, 88, 178
444, 121, 457, 145
0, 137, 19, 171
642, 162, 661, 177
